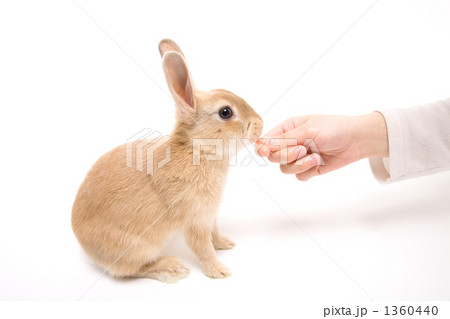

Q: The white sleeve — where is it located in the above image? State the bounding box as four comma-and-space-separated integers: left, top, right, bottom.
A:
369, 98, 450, 184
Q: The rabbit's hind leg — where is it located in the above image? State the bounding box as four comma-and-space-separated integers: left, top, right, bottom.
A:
135, 256, 190, 283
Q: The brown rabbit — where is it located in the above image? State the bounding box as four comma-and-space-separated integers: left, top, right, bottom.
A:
71, 39, 263, 283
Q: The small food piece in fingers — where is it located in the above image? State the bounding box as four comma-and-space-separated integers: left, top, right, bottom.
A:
255, 139, 271, 157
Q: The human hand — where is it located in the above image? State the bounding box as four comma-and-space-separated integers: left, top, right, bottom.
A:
255, 113, 388, 181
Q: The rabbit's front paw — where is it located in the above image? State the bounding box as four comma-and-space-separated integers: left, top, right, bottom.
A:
203, 261, 232, 279
213, 236, 236, 250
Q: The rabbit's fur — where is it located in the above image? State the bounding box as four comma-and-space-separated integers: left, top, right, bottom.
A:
72, 39, 263, 283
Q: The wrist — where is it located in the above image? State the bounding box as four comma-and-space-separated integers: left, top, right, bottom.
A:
354, 112, 389, 159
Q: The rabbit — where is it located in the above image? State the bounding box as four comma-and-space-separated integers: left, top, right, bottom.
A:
71, 39, 263, 283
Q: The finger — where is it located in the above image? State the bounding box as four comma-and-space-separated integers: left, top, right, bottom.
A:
268, 145, 307, 164
263, 117, 309, 138
263, 118, 296, 137
279, 153, 321, 175
295, 166, 320, 182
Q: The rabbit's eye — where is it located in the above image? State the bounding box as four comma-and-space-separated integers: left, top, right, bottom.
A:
219, 106, 233, 120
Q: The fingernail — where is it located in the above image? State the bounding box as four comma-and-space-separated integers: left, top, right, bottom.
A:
305, 154, 318, 166
294, 145, 306, 157
296, 154, 314, 166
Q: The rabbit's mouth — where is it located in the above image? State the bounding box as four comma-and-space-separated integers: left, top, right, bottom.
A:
247, 118, 264, 143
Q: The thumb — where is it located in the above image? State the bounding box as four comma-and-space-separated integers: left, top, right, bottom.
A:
261, 116, 309, 138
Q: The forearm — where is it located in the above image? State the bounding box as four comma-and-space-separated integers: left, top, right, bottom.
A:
369, 98, 450, 183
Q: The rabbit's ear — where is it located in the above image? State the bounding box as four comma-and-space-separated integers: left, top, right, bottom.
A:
159, 39, 185, 58
162, 51, 195, 114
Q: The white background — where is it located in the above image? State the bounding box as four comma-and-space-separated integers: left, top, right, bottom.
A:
1, 0, 450, 317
